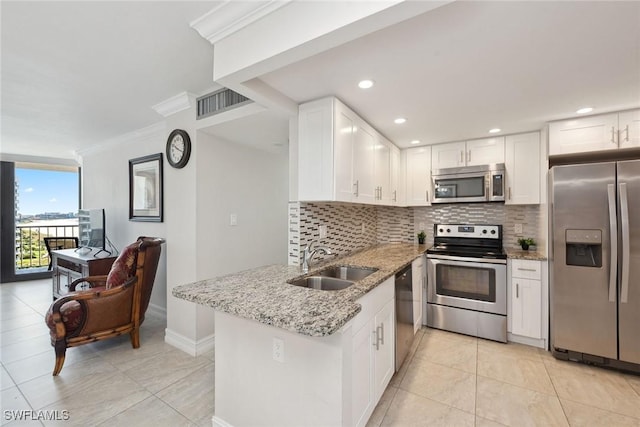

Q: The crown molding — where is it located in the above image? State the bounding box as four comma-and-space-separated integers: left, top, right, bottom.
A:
76, 122, 166, 157
152, 91, 197, 118
191, 1, 290, 45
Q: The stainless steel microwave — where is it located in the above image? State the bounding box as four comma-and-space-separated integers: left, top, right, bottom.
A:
431, 163, 505, 203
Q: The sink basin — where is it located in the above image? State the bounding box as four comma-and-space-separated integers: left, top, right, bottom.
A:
288, 276, 354, 291
315, 266, 378, 281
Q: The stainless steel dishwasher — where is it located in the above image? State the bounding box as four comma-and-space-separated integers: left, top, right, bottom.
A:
395, 264, 414, 371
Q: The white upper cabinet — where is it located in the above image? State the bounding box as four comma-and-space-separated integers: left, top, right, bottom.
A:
505, 132, 540, 205
404, 146, 431, 206
298, 97, 399, 205
466, 137, 505, 166
431, 141, 465, 170
353, 122, 376, 204
548, 109, 640, 155
334, 107, 355, 202
389, 145, 400, 205
374, 136, 393, 205
431, 138, 504, 170
619, 109, 640, 149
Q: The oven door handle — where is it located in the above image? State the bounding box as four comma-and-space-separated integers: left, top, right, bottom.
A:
427, 254, 507, 265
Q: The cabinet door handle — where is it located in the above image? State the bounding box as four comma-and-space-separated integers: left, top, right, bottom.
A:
623, 125, 629, 142
425, 190, 429, 202
372, 330, 379, 350
379, 187, 383, 200
460, 151, 464, 164
516, 283, 519, 298
377, 323, 384, 346
393, 190, 397, 202
517, 267, 537, 272
611, 126, 616, 144
353, 180, 359, 197
467, 150, 471, 163
508, 187, 512, 200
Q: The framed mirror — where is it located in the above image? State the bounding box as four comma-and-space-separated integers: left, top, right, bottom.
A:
129, 153, 163, 222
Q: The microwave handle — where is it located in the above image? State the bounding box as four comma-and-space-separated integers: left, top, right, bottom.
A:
485, 173, 491, 200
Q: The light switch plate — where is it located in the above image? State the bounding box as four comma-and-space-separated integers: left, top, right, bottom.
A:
514, 223, 523, 234
319, 225, 327, 239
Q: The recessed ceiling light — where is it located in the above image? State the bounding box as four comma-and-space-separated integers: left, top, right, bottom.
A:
358, 80, 374, 89
489, 128, 501, 134
394, 118, 407, 124
410, 140, 421, 145
576, 107, 593, 114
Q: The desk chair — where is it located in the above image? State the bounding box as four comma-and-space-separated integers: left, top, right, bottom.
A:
43, 237, 79, 270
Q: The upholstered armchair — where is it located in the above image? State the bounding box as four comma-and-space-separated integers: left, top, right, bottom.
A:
45, 236, 165, 376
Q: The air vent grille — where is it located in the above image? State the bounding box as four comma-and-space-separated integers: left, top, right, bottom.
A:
196, 88, 252, 119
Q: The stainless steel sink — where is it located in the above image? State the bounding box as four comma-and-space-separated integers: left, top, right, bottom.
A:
315, 266, 378, 281
288, 276, 354, 291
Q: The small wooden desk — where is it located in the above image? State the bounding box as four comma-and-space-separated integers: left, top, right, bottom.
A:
52, 249, 116, 299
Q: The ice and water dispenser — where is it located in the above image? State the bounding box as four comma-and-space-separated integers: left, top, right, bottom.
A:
565, 229, 602, 268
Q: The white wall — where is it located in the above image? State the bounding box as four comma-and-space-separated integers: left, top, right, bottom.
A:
195, 132, 289, 280
81, 125, 168, 312
81, 101, 290, 355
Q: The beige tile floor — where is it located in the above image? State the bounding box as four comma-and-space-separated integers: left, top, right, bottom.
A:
368, 328, 640, 427
1, 279, 213, 427
2, 279, 640, 426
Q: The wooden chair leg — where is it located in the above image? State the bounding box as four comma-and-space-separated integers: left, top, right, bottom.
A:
53, 342, 67, 376
130, 328, 140, 349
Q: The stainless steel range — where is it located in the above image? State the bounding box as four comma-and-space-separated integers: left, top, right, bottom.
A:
426, 224, 507, 342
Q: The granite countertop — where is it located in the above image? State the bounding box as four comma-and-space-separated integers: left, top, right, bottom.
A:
172, 243, 427, 337
506, 248, 547, 261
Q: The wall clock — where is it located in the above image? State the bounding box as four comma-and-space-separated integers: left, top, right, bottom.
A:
166, 129, 191, 169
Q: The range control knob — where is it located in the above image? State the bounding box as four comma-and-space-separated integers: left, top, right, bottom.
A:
490, 230, 496, 235
446, 228, 451, 233
438, 228, 444, 233
482, 229, 488, 234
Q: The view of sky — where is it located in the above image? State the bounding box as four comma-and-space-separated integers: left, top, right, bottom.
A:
15, 168, 79, 215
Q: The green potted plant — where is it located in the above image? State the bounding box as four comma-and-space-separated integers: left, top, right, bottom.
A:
417, 231, 426, 245
518, 237, 536, 251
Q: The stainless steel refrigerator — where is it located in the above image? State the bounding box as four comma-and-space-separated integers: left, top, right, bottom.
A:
549, 160, 640, 367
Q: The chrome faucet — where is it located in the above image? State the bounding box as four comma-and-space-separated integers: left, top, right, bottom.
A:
301, 240, 333, 273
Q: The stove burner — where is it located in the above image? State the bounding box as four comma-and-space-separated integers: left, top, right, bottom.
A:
428, 223, 505, 260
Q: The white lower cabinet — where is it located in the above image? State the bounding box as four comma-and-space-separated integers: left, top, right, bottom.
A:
511, 277, 542, 338
351, 278, 395, 427
508, 259, 548, 349
411, 256, 424, 334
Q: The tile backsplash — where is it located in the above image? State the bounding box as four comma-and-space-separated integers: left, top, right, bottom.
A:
288, 201, 544, 265
413, 203, 543, 249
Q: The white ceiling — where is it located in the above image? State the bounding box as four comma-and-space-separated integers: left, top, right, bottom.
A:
261, 1, 640, 148
2, 1, 639, 160
1, 1, 220, 159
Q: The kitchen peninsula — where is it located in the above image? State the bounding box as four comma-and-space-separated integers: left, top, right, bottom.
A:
173, 243, 426, 427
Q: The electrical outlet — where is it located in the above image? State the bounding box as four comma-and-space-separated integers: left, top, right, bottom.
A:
514, 223, 523, 234
272, 338, 284, 363
230, 214, 238, 226
319, 225, 327, 239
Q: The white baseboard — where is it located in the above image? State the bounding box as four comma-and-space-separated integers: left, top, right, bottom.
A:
508, 332, 547, 350
147, 303, 167, 318
212, 415, 233, 427
164, 328, 215, 356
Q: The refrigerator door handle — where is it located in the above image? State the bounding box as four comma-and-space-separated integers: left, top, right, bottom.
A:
607, 184, 617, 303
620, 182, 630, 304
